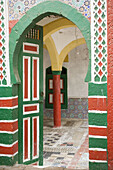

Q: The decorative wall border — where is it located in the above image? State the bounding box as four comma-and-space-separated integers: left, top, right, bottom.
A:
0, 0, 109, 169
8, 0, 91, 21
107, 0, 113, 169
0, 0, 10, 86
91, 0, 107, 83
0, 85, 18, 165
88, 83, 107, 168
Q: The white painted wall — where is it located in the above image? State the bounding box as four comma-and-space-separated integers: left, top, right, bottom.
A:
63, 44, 88, 98
43, 43, 88, 98
51, 27, 83, 54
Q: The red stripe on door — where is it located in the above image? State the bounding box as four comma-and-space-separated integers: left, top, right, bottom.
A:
0, 121, 18, 132
0, 142, 18, 154
88, 98, 107, 111
24, 45, 37, 52
24, 105, 37, 112
33, 59, 37, 98
89, 127, 107, 136
34, 118, 37, 157
24, 119, 28, 160
24, 59, 28, 99
32, 162, 38, 165
89, 150, 107, 160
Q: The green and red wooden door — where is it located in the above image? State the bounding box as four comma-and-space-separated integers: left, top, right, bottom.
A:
45, 66, 68, 109
18, 26, 43, 165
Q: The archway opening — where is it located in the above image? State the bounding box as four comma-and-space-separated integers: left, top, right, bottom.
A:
9, 0, 90, 168
42, 15, 89, 169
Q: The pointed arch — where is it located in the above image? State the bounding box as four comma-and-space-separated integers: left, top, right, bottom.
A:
59, 38, 86, 70
9, 0, 91, 84
43, 18, 76, 41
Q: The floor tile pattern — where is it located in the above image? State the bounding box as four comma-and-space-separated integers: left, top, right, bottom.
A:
43, 119, 89, 169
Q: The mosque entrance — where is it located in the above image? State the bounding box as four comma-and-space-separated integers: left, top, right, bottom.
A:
9, 1, 91, 167
17, 15, 89, 168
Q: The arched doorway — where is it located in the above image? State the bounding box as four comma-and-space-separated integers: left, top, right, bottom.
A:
9, 1, 91, 84
9, 0, 91, 167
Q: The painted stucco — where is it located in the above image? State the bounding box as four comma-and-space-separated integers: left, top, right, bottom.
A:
0, 0, 110, 169
107, 0, 113, 169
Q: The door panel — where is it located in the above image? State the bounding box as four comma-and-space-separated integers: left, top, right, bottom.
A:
32, 116, 39, 159
23, 56, 30, 101
32, 57, 39, 100
23, 118, 30, 162
18, 26, 43, 165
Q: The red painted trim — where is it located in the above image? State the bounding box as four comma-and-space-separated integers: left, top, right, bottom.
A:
32, 162, 38, 165
0, 142, 18, 154
9, 20, 19, 34
34, 118, 37, 157
33, 59, 37, 98
53, 75, 61, 127
107, 0, 113, 169
24, 105, 37, 112
89, 150, 107, 161
24, 45, 37, 52
0, 121, 18, 132
24, 58, 28, 99
24, 119, 28, 160
38, 30, 40, 40
89, 127, 107, 136
12, 97, 18, 107
88, 98, 107, 111
0, 98, 18, 107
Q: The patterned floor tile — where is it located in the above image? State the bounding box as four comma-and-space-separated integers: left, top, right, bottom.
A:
43, 118, 89, 169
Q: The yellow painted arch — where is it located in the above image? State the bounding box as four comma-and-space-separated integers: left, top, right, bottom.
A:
59, 38, 86, 70
43, 44, 47, 50
44, 37, 86, 71
43, 18, 76, 41
44, 36, 59, 70
43, 43, 69, 63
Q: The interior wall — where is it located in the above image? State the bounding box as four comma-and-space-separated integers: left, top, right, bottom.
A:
51, 27, 83, 55
63, 44, 88, 98
43, 44, 89, 98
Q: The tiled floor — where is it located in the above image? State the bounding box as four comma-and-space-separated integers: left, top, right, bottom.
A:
43, 118, 89, 169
